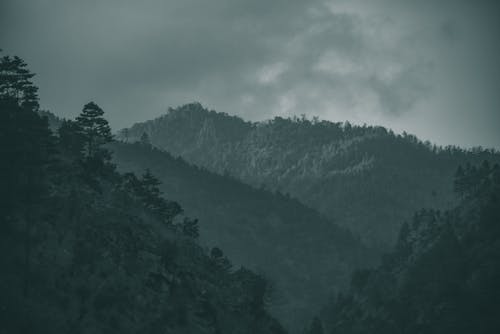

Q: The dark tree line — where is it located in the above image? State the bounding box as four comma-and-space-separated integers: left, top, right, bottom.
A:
0, 51, 285, 334
313, 162, 500, 334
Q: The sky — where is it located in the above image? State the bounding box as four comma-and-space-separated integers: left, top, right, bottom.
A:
1, 0, 499, 148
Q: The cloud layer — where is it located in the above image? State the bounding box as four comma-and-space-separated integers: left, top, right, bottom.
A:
1, 0, 499, 148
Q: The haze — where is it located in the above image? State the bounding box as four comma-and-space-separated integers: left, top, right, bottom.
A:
1, 0, 499, 148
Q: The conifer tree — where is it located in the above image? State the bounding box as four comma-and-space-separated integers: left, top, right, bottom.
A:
0, 54, 39, 110
76, 102, 112, 158
140, 132, 151, 146
181, 217, 199, 238
122, 170, 182, 224
0, 52, 54, 298
0, 53, 53, 218
140, 169, 163, 207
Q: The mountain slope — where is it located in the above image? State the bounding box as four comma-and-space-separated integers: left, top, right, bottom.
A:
110, 141, 373, 330
1, 116, 285, 334
1, 54, 286, 334
38, 105, 373, 331
120, 103, 500, 249
317, 161, 500, 334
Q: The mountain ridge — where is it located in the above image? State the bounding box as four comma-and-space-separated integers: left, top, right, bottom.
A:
119, 102, 500, 249
40, 108, 375, 331
110, 140, 374, 330
317, 161, 500, 334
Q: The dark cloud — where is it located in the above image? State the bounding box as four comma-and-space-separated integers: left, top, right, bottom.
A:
1, 0, 499, 148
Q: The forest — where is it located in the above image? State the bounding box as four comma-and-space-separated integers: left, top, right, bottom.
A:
1, 52, 499, 333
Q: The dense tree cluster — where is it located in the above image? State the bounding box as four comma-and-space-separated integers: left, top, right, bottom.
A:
316, 162, 500, 334
0, 54, 54, 226
0, 52, 286, 334
0, 53, 39, 110
120, 103, 499, 251
110, 140, 372, 331
3, 50, 499, 334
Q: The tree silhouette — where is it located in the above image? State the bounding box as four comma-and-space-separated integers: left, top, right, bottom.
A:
1, 51, 289, 334
122, 170, 182, 224
0, 52, 54, 298
210, 247, 223, 259
0, 54, 39, 110
0, 53, 53, 217
76, 101, 112, 158
181, 217, 199, 238
140, 132, 151, 146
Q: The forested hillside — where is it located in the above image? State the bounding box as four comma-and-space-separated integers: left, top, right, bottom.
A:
4, 51, 498, 334
312, 162, 500, 334
0, 53, 286, 334
121, 103, 499, 249
110, 141, 373, 330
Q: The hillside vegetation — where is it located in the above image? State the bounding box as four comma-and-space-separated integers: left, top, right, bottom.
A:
314, 161, 500, 334
0, 53, 286, 334
110, 141, 373, 330
121, 103, 499, 249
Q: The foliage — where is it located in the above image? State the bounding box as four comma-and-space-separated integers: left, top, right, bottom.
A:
120, 104, 499, 251
319, 162, 500, 334
122, 169, 183, 225
0, 52, 54, 222
110, 140, 373, 330
0, 52, 286, 334
0, 54, 39, 110
76, 101, 113, 158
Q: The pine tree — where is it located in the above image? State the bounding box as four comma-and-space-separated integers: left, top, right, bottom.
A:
0, 54, 39, 110
140, 132, 151, 146
181, 217, 199, 238
0, 53, 54, 218
211, 247, 223, 260
76, 102, 113, 158
0, 52, 55, 298
141, 169, 161, 193
122, 170, 182, 224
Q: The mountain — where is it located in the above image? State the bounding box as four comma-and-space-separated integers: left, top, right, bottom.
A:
0, 56, 286, 334
316, 161, 500, 334
1, 110, 286, 334
33, 107, 373, 330
119, 103, 500, 250
35, 101, 374, 330
110, 141, 373, 330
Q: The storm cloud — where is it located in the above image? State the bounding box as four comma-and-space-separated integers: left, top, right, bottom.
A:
1, 0, 499, 148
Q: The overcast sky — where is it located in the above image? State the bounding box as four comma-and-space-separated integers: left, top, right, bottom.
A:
1, 0, 499, 148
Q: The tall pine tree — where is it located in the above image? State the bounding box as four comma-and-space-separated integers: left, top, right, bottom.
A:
76, 101, 112, 158
0, 54, 39, 110
0, 52, 53, 221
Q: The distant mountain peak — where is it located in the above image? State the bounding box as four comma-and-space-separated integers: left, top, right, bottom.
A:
120, 105, 500, 248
